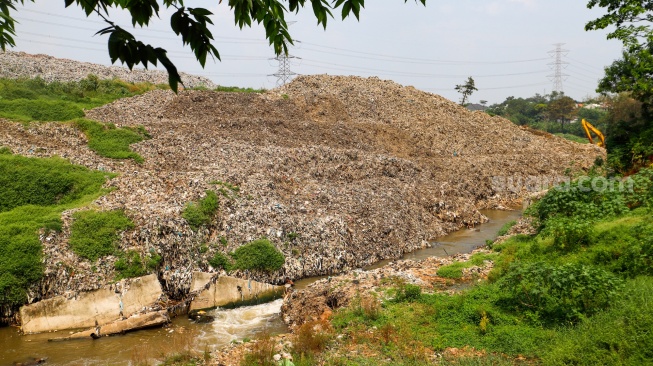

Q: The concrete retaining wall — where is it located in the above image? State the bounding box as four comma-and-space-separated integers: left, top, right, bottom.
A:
189, 273, 284, 314
20, 274, 163, 334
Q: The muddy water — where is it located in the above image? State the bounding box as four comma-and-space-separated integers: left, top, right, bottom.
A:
1, 209, 520, 366
0, 300, 287, 366
366, 208, 523, 270
296, 209, 522, 288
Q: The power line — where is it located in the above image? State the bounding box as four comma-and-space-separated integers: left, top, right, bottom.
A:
269, 21, 298, 86
547, 43, 569, 94
425, 81, 549, 92
299, 58, 549, 78
565, 55, 605, 72
16, 34, 268, 61
14, 16, 266, 43
298, 41, 550, 65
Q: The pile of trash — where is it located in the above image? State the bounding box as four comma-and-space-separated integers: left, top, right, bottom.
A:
0, 51, 216, 88
0, 69, 604, 304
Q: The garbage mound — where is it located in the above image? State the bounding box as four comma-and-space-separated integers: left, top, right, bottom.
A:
0, 51, 215, 88
1, 74, 603, 303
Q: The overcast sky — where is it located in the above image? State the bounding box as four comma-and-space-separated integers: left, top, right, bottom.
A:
10, 1, 622, 104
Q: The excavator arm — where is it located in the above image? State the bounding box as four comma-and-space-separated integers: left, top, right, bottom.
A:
581, 119, 605, 148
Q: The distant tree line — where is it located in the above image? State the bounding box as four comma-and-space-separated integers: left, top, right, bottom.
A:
485, 92, 606, 135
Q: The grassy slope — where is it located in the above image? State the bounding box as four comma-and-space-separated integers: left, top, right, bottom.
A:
0, 77, 157, 162
0, 77, 164, 309
0, 154, 113, 307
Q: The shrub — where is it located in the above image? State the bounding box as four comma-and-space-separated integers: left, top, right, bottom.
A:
543, 277, 653, 366
240, 332, 276, 366
543, 216, 592, 253
351, 293, 382, 321
394, 283, 422, 302
0, 156, 111, 308
612, 224, 653, 277
624, 168, 653, 209
208, 252, 232, 271
437, 262, 466, 279
232, 239, 285, 272
499, 262, 622, 324
293, 320, 332, 358
182, 190, 219, 230
69, 210, 134, 261
529, 178, 629, 224
115, 250, 146, 279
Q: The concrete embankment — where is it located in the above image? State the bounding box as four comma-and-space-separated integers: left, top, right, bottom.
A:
19, 273, 281, 336
20, 274, 164, 334
189, 273, 285, 315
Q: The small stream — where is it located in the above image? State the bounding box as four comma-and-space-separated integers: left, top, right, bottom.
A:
0, 209, 520, 366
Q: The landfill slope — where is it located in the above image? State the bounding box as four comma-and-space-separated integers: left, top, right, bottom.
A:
0, 50, 215, 88
0, 74, 603, 302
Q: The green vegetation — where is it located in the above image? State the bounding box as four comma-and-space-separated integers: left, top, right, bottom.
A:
232, 239, 285, 272
393, 283, 422, 302
0, 154, 112, 307
0, 76, 164, 122
182, 190, 219, 230
208, 252, 233, 271
69, 210, 134, 261
74, 119, 149, 163
209, 180, 240, 200
0, 77, 154, 163
312, 168, 653, 365
554, 133, 588, 144
213, 86, 266, 93
0, 154, 109, 212
496, 220, 517, 237
437, 253, 498, 279
114, 250, 162, 280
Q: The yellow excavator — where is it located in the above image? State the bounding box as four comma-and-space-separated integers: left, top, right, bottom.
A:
581, 118, 606, 148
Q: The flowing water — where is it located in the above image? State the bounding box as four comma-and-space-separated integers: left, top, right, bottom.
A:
1, 209, 521, 366
0, 300, 287, 366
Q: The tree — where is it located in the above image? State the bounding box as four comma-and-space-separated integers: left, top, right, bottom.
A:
546, 95, 577, 132
455, 76, 477, 106
586, 0, 653, 170
585, 1, 653, 105
0, 0, 426, 92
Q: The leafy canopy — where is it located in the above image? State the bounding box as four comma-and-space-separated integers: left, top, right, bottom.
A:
0, 0, 426, 92
586, 1, 653, 103
454, 76, 477, 106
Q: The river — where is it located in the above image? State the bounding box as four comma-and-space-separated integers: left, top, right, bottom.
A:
0, 209, 521, 366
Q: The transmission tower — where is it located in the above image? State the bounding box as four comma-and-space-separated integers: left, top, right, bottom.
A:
547, 43, 569, 95
270, 21, 299, 87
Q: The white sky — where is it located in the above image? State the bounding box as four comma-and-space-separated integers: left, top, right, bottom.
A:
9, 1, 622, 104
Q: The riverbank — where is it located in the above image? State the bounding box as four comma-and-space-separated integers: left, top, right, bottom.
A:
226, 168, 653, 366
205, 214, 534, 366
